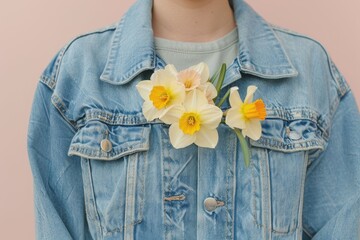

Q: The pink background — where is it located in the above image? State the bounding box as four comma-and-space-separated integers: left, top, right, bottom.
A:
1, 0, 359, 238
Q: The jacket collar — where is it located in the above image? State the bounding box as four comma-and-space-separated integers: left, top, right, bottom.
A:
100, 0, 298, 85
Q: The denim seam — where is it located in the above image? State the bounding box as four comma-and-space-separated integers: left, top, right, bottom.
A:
297, 151, 309, 236
68, 144, 149, 160
40, 75, 56, 90
250, 138, 325, 153
231, 134, 237, 240
239, 64, 298, 79
159, 126, 167, 240
49, 92, 78, 131
251, 161, 263, 228
138, 127, 147, 221
85, 159, 104, 238
77, 109, 154, 127
225, 138, 231, 240
161, 125, 171, 240
302, 227, 313, 239
39, 46, 66, 91
263, 149, 272, 238
60, 25, 117, 68
250, 149, 265, 229
328, 59, 350, 98
99, 16, 126, 80
124, 153, 138, 239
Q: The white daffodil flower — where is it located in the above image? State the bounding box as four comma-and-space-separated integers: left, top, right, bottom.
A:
162, 89, 223, 149
177, 62, 210, 91
225, 86, 267, 140
135, 64, 186, 121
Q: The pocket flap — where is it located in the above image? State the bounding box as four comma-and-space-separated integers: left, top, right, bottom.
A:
68, 120, 150, 160
249, 118, 325, 152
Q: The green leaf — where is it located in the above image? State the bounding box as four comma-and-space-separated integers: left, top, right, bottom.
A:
216, 88, 231, 108
213, 63, 227, 103
234, 128, 251, 167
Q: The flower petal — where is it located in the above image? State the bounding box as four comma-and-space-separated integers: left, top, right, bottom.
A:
169, 82, 186, 104
165, 64, 178, 76
225, 108, 246, 129
198, 105, 223, 129
169, 123, 196, 149
229, 87, 243, 107
190, 62, 210, 84
183, 89, 208, 111
244, 85, 257, 104
135, 80, 153, 100
199, 82, 217, 103
242, 119, 262, 140
153, 68, 177, 86
194, 126, 219, 148
160, 104, 185, 124
142, 101, 162, 121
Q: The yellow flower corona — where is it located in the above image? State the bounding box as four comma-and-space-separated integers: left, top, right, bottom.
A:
225, 86, 267, 141
135, 64, 185, 122
184, 78, 194, 89
179, 112, 201, 135
149, 86, 171, 109
242, 99, 266, 120
177, 62, 209, 91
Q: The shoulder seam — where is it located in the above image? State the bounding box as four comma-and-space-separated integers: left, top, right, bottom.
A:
40, 22, 118, 91
271, 23, 350, 98
56, 22, 118, 82
62, 22, 117, 54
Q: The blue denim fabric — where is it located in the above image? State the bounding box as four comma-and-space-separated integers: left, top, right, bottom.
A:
27, 0, 360, 239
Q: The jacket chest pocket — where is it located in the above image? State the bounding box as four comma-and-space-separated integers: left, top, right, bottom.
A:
68, 119, 150, 239
249, 117, 325, 235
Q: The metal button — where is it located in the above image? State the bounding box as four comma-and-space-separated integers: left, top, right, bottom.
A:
288, 131, 302, 140
286, 127, 302, 140
100, 139, 112, 152
204, 197, 224, 212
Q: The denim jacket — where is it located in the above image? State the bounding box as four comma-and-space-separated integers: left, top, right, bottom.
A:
27, 0, 360, 239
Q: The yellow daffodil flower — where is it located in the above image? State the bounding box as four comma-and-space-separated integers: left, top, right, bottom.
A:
161, 89, 223, 149
135, 64, 186, 121
225, 86, 266, 140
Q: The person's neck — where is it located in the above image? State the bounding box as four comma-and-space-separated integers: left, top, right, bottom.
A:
152, 0, 236, 42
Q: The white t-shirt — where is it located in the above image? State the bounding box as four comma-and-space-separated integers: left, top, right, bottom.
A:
154, 27, 239, 77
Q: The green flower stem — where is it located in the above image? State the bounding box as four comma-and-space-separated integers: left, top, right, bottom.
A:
213, 63, 227, 102
216, 88, 231, 108
233, 128, 251, 168
215, 63, 227, 92
210, 68, 220, 84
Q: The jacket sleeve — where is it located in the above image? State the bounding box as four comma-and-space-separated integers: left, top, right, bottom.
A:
27, 51, 92, 240
302, 62, 360, 239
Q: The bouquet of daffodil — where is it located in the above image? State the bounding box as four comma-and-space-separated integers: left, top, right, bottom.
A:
136, 62, 266, 167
